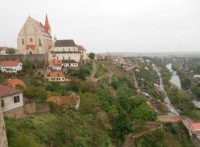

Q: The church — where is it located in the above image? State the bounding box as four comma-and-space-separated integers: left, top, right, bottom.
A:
17, 15, 53, 54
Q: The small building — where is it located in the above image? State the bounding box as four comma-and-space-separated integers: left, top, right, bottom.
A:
194, 75, 200, 78
0, 61, 22, 73
47, 93, 80, 109
44, 71, 67, 82
191, 123, 200, 139
0, 47, 8, 55
0, 84, 35, 118
49, 59, 63, 71
6, 78, 26, 88
0, 84, 24, 117
63, 59, 78, 67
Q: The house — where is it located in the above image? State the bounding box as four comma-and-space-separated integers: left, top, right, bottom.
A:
0, 47, 8, 55
17, 15, 53, 54
49, 59, 63, 71
44, 71, 69, 82
6, 78, 26, 88
0, 61, 22, 73
62, 59, 78, 67
191, 123, 200, 139
47, 92, 80, 109
0, 84, 24, 117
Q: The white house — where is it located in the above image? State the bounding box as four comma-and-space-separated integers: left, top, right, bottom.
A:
0, 84, 24, 113
0, 61, 22, 73
49, 59, 63, 71
62, 59, 78, 67
0, 47, 8, 55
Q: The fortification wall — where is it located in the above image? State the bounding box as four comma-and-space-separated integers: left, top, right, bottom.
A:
0, 54, 48, 68
0, 107, 8, 147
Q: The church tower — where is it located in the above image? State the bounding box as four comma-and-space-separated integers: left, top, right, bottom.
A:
44, 14, 51, 35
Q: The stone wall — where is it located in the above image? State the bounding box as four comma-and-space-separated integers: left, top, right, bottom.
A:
0, 107, 8, 147
3, 106, 26, 119
3, 99, 36, 119
0, 54, 48, 68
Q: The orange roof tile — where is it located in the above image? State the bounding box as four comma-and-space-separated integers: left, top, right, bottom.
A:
47, 93, 78, 106
49, 59, 62, 66
26, 45, 35, 50
7, 78, 26, 88
44, 71, 65, 78
0, 61, 21, 66
191, 123, 200, 130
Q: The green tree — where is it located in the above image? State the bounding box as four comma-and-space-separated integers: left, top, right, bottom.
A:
112, 110, 133, 141
23, 60, 33, 71
6, 48, 16, 54
89, 52, 95, 59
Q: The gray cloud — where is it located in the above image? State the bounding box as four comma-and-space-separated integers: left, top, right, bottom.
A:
0, 0, 200, 52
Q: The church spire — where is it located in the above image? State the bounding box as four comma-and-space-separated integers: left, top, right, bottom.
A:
45, 14, 51, 34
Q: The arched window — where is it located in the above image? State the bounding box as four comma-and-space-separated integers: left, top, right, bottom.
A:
30, 38, 33, 42
39, 38, 42, 46
22, 39, 24, 45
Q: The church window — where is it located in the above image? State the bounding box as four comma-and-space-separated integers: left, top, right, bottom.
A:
22, 39, 24, 45
39, 38, 42, 46
30, 38, 33, 42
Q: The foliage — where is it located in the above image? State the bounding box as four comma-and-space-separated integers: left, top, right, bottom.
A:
6, 48, 16, 54
112, 110, 133, 141
89, 52, 95, 59
23, 60, 33, 72
95, 63, 108, 78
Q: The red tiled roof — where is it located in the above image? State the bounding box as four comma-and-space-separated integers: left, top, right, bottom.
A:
26, 45, 35, 50
0, 47, 7, 51
47, 93, 78, 106
44, 71, 65, 78
7, 78, 26, 88
191, 123, 200, 130
49, 59, 62, 66
0, 61, 21, 67
0, 84, 22, 98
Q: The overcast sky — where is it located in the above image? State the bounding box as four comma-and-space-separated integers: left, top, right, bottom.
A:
0, 0, 200, 53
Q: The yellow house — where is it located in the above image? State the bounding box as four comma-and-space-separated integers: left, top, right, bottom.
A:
44, 71, 66, 82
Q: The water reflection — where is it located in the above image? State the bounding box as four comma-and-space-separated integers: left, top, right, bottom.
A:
166, 63, 200, 108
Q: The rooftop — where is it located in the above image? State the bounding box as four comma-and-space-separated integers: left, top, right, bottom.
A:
7, 78, 26, 88
0, 84, 22, 98
0, 61, 21, 67
44, 71, 65, 78
55, 40, 76, 47
47, 93, 78, 106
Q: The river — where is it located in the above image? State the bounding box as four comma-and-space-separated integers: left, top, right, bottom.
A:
166, 63, 200, 108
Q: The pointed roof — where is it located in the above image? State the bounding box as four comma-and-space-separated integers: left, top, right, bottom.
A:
44, 14, 51, 33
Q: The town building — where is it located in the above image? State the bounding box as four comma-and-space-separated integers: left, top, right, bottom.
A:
49, 39, 80, 62
44, 71, 69, 82
49, 40, 88, 67
0, 84, 35, 118
17, 15, 53, 54
49, 59, 63, 71
0, 84, 24, 117
0, 61, 22, 73
0, 47, 8, 55
47, 92, 80, 109
6, 78, 26, 88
